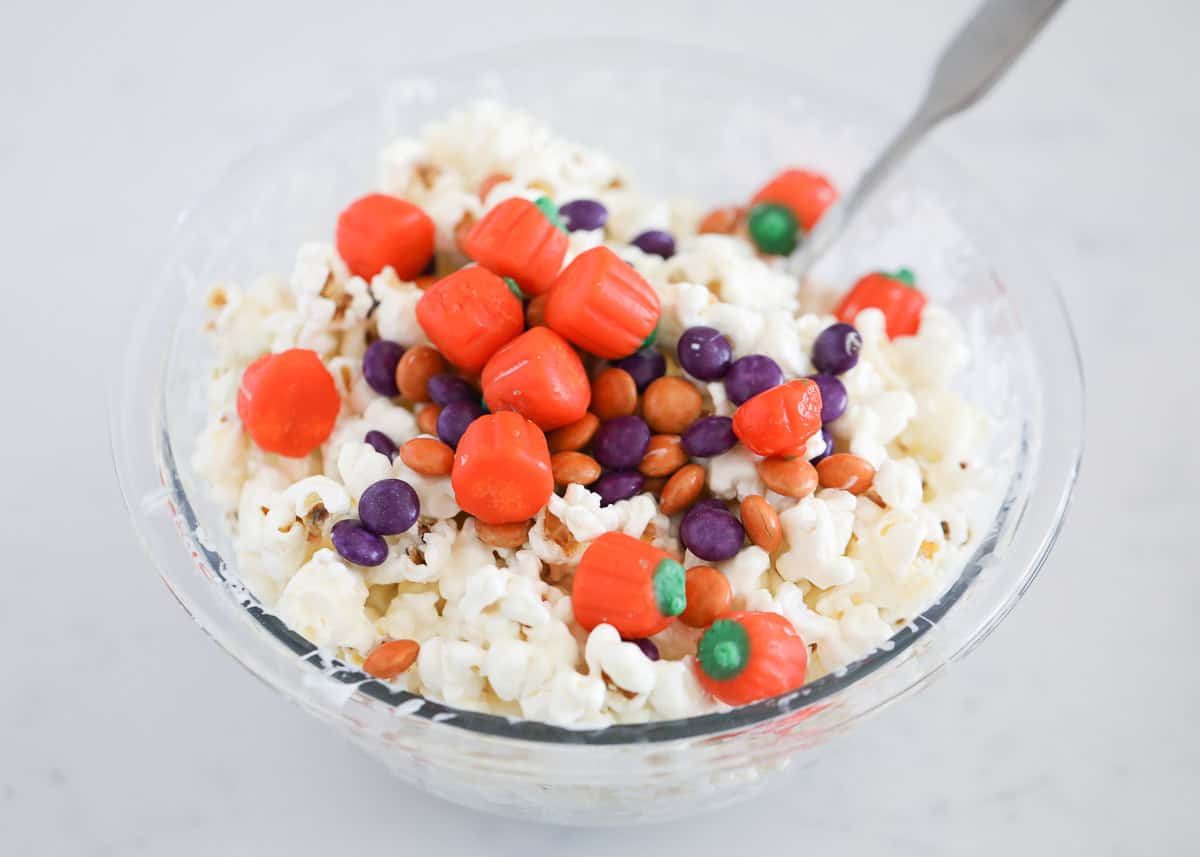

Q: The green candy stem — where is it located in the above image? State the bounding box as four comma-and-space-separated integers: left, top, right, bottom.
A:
639, 326, 658, 350
697, 619, 751, 681
534, 195, 568, 234
504, 277, 526, 301
890, 267, 916, 286
652, 558, 686, 617
747, 202, 799, 256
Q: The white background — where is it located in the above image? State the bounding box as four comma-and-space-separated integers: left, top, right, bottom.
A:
3, 0, 1198, 853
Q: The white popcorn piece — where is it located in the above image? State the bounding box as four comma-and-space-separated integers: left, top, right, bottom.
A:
336, 442, 393, 502
875, 457, 924, 512
585, 624, 656, 696
776, 492, 858, 588
275, 550, 379, 653
707, 445, 765, 501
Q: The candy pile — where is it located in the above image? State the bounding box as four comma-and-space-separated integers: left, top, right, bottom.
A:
196, 104, 987, 725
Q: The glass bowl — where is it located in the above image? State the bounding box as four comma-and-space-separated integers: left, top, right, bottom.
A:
110, 40, 1083, 825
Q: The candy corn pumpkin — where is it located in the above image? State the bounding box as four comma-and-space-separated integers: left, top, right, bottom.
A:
237, 349, 340, 457
481, 326, 590, 431
750, 168, 837, 232
572, 532, 687, 638
415, 266, 524, 372
463, 197, 568, 296
732, 379, 822, 458
694, 611, 808, 706
450, 411, 553, 524
544, 246, 660, 360
835, 269, 927, 339
336, 193, 435, 281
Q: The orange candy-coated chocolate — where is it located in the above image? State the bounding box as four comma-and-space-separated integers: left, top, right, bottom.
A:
835, 271, 927, 339
236, 349, 340, 458
335, 193, 435, 281
415, 266, 524, 372
751, 169, 837, 232
544, 246, 660, 360
572, 532, 687, 639
731, 379, 823, 458
450, 411, 553, 524
694, 610, 808, 706
481, 326, 591, 431
463, 197, 568, 296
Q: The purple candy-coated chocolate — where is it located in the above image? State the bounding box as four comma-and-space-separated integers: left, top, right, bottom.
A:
362, 340, 405, 397
811, 322, 863, 375
685, 498, 728, 520
809, 426, 835, 464
677, 326, 733, 381
681, 416, 737, 458
628, 637, 661, 661
631, 229, 676, 259
331, 519, 389, 567
724, 354, 784, 405
614, 349, 666, 392
427, 373, 478, 406
679, 507, 745, 562
364, 430, 398, 462
437, 400, 486, 447
559, 199, 609, 232
592, 470, 645, 506
808, 373, 848, 422
358, 479, 420, 536
592, 415, 651, 470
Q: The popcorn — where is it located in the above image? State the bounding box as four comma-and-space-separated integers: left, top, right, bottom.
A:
707, 445, 765, 501
275, 549, 379, 653
585, 624, 656, 696
776, 491, 858, 588
336, 443, 392, 502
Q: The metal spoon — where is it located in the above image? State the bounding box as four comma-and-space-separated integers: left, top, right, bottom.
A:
791, 0, 1066, 278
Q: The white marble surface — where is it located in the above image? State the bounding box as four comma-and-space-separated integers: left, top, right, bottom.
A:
2, 0, 1197, 853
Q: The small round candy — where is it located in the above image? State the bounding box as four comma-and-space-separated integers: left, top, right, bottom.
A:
809, 373, 848, 422
747, 202, 799, 256
331, 519, 389, 567
681, 416, 737, 458
364, 430, 398, 462
810, 426, 834, 464
724, 354, 783, 405
811, 322, 863, 375
592, 415, 651, 470
631, 229, 676, 259
427, 373, 478, 406
358, 479, 420, 536
559, 199, 609, 232
686, 498, 729, 518
614, 348, 666, 392
677, 326, 733, 381
629, 637, 660, 661
592, 470, 645, 506
437, 400, 486, 448
680, 507, 745, 562
362, 340, 405, 397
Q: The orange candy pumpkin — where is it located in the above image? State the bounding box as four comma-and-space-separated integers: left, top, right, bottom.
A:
544, 246, 660, 360
834, 269, 927, 339
751, 169, 837, 232
481, 326, 591, 431
463, 197, 568, 296
415, 266, 524, 372
335, 193, 435, 281
694, 611, 808, 706
236, 349, 340, 458
450, 411, 553, 524
732, 379, 823, 458
572, 532, 687, 639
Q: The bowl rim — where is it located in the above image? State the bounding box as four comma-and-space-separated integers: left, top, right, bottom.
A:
110, 37, 1085, 746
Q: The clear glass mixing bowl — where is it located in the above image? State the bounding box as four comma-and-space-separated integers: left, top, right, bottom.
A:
110, 40, 1083, 825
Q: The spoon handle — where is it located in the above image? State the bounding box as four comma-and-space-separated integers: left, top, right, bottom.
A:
792, 0, 1066, 276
